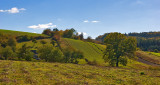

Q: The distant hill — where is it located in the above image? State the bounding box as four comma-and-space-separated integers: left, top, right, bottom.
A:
0, 29, 48, 37
96, 31, 160, 42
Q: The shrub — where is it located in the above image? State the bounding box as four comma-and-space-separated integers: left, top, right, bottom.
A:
37, 44, 64, 62
0, 46, 15, 60
63, 49, 84, 64
7, 37, 17, 52
154, 49, 159, 53
48, 48, 64, 62
85, 59, 99, 66
17, 44, 32, 60
25, 51, 34, 61
140, 72, 145, 75
16, 35, 31, 42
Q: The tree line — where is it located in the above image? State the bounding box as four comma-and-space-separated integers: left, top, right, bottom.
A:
0, 32, 84, 64
96, 32, 160, 51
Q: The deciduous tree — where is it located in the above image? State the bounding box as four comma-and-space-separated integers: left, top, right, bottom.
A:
103, 33, 137, 67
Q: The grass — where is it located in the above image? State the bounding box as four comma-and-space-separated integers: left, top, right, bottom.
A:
61, 38, 151, 68
148, 52, 160, 57
0, 29, 47, 37
16, 39, 52, 50
136, 51, 160, 64
61, 38, 105, 64
0, 60, 160, 85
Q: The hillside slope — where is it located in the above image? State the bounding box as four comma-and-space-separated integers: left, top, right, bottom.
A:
0, 29, 47, 37
61, 38, 105, 64
0, 60, 160, 85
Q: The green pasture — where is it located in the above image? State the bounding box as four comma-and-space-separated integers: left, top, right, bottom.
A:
0, 60, 159, 85
0, 29, 47, 37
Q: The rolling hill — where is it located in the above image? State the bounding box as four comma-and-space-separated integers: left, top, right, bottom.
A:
0, 29, 47, 37
60, 38, 105, 64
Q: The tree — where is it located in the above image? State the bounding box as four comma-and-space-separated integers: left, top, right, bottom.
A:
63, 29, 75, 38
42, 28, 52, 36
7, 37, 17, 52
53, 28, 59, 31
86, 36, 92, 42
37, 44, 64, 62
17, 44, 33, 60
79, 32, 84, 40
103, 33, 137, 67
0, 46, 15, 60
32, 39, 37, 47
63, 49, 84, 64
48, 48, 64, 62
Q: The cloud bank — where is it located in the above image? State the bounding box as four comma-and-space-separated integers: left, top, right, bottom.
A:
0, 7, 26, 13
28, 23, 56, 30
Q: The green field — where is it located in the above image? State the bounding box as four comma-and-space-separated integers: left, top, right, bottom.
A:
61, 38, 152, 68
0, 60, 160, 85
62, 38, 105, 64
0, 29, 47, 37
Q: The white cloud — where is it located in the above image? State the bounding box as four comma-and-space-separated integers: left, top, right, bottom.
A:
83, 20, 100, 23
91, 21, 100, 23
0, 7, 26, 13
78, 32, 87, 36
28, 23, 56, 30
83, 20, 89, 23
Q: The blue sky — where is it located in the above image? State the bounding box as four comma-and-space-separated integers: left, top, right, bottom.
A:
0, 0, 160, 38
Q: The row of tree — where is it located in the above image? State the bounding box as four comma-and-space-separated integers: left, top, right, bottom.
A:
42, 28, 84, 40
96, 32, 160, 51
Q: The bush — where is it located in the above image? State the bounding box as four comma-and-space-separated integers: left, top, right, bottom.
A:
140, 72, 145, 75
85, 59, 99, 66
17, 44, 32, 60
154, 49, 159, 53
0, 46, 15, 60
48, 48, 64, 62
16, 35, 31, 42
37, 44, 64, 62
7, 37, 17, 52
25, 52, 34, 61
63, 49, 84, 64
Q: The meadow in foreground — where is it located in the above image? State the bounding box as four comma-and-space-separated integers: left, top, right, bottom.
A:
0, 60, 160, 85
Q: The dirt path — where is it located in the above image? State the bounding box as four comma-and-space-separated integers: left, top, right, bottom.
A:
137, 57, 160, 66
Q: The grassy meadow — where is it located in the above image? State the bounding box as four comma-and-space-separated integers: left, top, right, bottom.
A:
0, 60, 160, 85
1, 29, 160, 84
0, 29, 47, 37
62, 38, 105, 64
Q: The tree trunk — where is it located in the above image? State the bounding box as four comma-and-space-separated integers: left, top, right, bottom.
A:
116, 56, 119, 67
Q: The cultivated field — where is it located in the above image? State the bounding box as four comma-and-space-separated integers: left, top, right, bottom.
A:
62, 38, 105, 64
